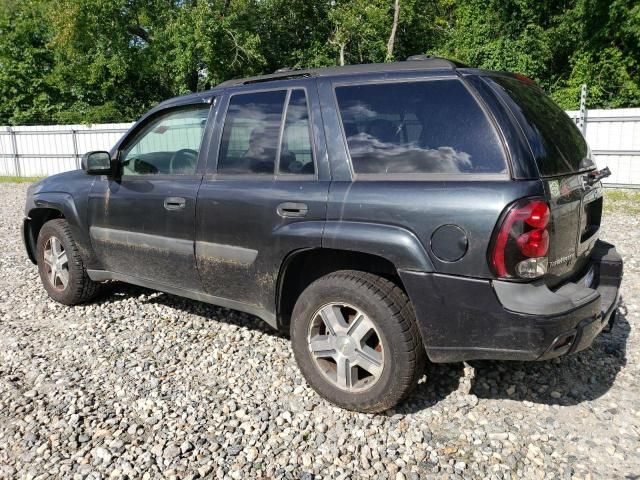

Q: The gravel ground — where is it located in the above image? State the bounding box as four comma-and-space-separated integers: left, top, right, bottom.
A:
0, 182, 638, 480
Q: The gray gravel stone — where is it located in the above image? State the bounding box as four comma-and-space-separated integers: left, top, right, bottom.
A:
0, 182, 639, 479
163, 444, 181, 459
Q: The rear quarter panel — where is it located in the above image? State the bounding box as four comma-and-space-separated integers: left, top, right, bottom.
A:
327, 180, 543, 277
315, 73, 544, 277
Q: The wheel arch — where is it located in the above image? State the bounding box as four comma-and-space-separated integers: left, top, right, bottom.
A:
25, 193, 100, 268
24, 207, 65, 264
276, 247, 409, 331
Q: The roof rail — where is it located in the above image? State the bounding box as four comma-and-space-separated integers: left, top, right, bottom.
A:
274, 67, 301, 73
214, 56, 468, 89
406, 54, 469, 68
243, 72, 313, 85
406, 54, 436, 61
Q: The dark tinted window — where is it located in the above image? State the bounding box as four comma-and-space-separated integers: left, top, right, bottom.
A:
491, 76, 593, 176
279, 90, 315, 175
218, 90, 287, 174
335, 79, 507, 175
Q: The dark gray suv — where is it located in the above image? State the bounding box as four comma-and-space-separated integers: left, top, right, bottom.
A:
22, 57, 623, 412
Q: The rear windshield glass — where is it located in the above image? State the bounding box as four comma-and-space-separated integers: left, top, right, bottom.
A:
334, 79, 507, 175
491, 76, 594, 177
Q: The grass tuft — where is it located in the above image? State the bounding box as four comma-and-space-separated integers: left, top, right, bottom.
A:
603, 188, 640, 215
0, 176, 44, 183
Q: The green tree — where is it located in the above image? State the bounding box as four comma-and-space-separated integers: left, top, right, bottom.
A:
1, 0, 639, 125
551, 0, 640, 108
0, 0, 57, 124
440, 0, 640, 109
49, 0, 174, 123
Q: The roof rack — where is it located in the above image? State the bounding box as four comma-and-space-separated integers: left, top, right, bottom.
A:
274, 67, 301, 73
215, 56, 467, 89
406, 54, 469, 68
242, 72, 313, 85
406, 54, 436, 61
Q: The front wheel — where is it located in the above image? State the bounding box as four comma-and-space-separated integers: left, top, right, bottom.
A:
290, 270, 425, 413
36, 219, 100, 305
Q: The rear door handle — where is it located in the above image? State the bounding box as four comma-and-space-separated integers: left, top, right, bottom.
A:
164, 196, 186, 210
277, 202, 308, 218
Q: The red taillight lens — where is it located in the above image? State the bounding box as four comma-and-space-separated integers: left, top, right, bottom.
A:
491, 199, 550, 279
525, 200, 550, 229
517, 228, 549, 257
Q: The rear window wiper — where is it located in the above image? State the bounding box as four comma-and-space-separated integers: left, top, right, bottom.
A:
584, 166, 611, 186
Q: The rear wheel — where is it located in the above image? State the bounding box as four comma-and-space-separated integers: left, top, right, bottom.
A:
291, 270, 425, 413
36, 219, 100, 305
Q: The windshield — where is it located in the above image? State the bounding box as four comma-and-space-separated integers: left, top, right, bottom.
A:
491, 76, 595, 177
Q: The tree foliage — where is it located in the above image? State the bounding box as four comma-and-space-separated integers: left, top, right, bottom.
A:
1, 0, 638, 124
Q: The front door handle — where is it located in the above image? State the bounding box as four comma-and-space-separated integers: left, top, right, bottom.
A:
164, 196, 186, 210
277, 202, 308, 218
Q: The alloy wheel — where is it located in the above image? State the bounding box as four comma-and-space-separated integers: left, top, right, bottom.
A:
43, 236, 69, 291
306, 303, 384, 392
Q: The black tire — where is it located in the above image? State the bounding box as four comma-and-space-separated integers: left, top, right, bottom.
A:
36, 218, 100, 305
290, 270, 426, 413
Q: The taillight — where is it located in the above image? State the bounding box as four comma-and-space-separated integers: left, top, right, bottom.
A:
517, 229, 549, 257
490, 199, 550, 279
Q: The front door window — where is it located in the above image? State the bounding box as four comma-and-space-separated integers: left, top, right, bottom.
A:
121, 105, 210, 175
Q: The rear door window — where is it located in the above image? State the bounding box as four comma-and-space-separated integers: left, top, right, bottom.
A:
218, 90, 287, 174
334, 79, 507, 175
489, 76, 594, 177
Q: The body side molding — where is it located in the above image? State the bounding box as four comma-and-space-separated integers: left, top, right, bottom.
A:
90, 226, 193, 256
195, 241, 258, 265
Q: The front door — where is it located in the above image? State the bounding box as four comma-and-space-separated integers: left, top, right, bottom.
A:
88, 103, 211, 290
195, 83, 330, 320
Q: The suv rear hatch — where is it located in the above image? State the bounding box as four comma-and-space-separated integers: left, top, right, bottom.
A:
487, 75, 602, 287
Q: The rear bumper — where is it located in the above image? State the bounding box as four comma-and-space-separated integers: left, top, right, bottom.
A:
400, 240, 623, 363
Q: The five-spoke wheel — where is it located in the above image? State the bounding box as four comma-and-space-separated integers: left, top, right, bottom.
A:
307, 303, 384, 391
43, 236, 69, 290
36, 218, 99, 305
291, 270, 426, 413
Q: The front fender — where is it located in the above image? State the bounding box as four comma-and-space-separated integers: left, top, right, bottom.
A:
27, 192, 102, 269
322, 221, 434, 272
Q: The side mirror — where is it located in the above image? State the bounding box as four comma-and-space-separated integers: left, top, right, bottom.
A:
82, 151, 112, 175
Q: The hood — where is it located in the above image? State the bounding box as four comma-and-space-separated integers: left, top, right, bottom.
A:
29, 169, 89, 195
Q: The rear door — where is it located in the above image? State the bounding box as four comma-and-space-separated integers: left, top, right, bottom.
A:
485, 75, 601, 285
195, 81, 330, 317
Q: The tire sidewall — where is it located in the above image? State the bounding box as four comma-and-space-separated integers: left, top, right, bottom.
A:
291, 276, 413, 411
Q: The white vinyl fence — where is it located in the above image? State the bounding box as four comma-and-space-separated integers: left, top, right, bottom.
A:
1, 109, 639, 186
566, 108, 640, 187
0, 123, 132, 177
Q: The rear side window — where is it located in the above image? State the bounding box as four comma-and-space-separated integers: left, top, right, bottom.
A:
335, 79, 507, 175
218, 90, 287, 174
490, 76, 594, 177
217, 89, 315, 175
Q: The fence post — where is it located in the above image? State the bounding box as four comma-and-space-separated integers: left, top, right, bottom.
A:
71, 129, 80, 169
7, 126, 20, 177
579, 83, 588, 137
